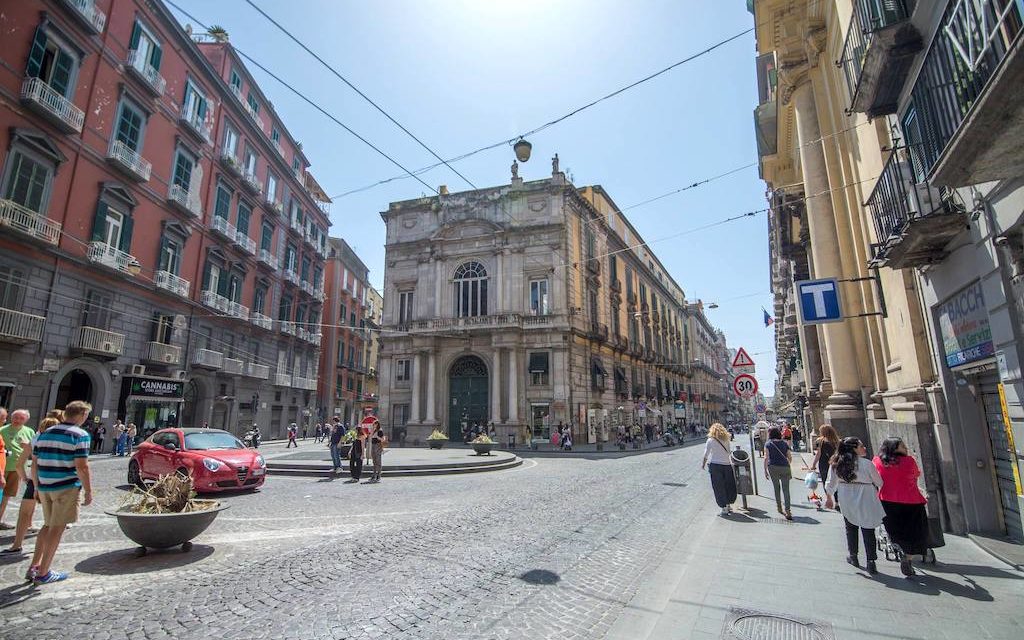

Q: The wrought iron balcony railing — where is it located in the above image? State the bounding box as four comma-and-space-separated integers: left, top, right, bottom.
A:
21, 77, 84, 133
0, 199, 61, 245
62, 0, 106, 33
192, 348, 223, 369
87, 242, 139, 276
179, 106, 212, 143
154, 270, 190, 298
74, 326, 125, 356
168, 184, 202, 217
107, 139, 152, 182
125, 49, 165, 95
0, 308, 45, 344
145, 341, 182, 365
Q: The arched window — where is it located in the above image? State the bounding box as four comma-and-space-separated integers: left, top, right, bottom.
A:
453, 261, 488, 317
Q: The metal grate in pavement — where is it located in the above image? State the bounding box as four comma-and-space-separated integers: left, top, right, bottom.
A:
721, 607, 835, 640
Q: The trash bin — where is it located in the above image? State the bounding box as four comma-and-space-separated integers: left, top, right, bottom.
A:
508, 433, 515, 450
731, 446, 754, 509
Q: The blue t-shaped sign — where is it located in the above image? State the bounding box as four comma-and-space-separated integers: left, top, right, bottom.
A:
796, 278, 843, 325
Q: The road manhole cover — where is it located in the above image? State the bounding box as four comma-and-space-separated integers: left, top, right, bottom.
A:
722, 608, 834, 640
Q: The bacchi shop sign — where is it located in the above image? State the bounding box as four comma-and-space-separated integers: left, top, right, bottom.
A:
124, 377, 185, 399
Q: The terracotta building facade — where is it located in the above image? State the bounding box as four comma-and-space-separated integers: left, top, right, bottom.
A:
0, 0, 330, 439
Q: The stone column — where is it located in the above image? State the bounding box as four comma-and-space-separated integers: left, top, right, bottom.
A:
496, 251, 505, 312
491, 349, 502, 423
792, 81, 865, 438
508, 349, 519, 423
425, 351, 437, 424
434, 260, 444, 317
409, 352, 421, 424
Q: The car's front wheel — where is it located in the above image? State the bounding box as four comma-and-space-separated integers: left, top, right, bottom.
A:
128, 460, 145, 489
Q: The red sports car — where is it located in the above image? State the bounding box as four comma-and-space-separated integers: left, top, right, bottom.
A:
129, 428, 267, 493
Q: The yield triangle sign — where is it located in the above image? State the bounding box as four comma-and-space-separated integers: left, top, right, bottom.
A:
732, 347, 755, 369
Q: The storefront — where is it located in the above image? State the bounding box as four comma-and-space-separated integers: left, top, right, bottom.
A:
118, 376, 185, 439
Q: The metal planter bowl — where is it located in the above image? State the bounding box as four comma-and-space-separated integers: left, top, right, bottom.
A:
106, 502, 228, 554
471, 443, 494, 456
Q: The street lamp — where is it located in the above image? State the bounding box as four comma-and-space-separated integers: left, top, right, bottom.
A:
513, 138, 532, 162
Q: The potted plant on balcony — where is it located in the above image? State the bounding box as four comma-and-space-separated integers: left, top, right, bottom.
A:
470, 434, 495, 456
427, 429, 448, 449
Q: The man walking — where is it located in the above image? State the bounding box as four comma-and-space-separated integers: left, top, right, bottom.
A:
29, 400, 93, 584
328, 418, 344, 472
286, 423, 298, 448
0, 410, 35, 529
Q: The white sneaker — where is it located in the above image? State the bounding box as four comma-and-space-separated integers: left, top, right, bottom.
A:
720, 507, 729, 516
726, 505, 733, 513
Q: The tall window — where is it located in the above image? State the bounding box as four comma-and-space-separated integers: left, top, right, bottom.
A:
611, 303, 620, 338
529, 279, 549, 315
625, 266, 634, 299
453, 261, 488, 318
203, 262, 222, 294
398, 291, 414, 324
227, 272, 242, 303
284, 244, 297, 271
223, 125, 239, 159
609, 255, 618, 282
2, 150, 53, 213
236, 201, 251, 236
266, 173, 277, 202
229, 68, 242, 92
271, 127, 281, 143
529, 352, 549, 386
158, 237, 181, 275
114, 98, 146, 152
83, 290, 112, 329
300, 256, 311, 283
278, 295, 293, 322
128, 21, 162, 72
243, 147, 257, 175
395, 359, 410, 382
153, 314, 174, 344
254, 286, 266, 314
171, 148, 196, 191
247, 93, 260, 115
182, 80, 208, 125
260, 224, 273, 252
0, 266, 26, 308
26, 27, 78, 98
214, 184, 231, 220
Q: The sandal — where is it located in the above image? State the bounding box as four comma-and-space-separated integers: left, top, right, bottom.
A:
2, 547, 24, 554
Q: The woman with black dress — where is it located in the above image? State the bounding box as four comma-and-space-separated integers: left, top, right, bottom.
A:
348, 430, 364, 482
873, 437, 929, 576
809, 425, 840, 487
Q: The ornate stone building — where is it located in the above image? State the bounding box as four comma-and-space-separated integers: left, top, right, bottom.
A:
378, 161, 727, 445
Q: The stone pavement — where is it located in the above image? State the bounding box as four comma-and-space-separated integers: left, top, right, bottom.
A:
606, 466, 1024, 639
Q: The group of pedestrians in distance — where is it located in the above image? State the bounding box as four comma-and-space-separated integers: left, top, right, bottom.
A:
704, 421, 933, 577
325, 417, 386, 483
0, 402, 94, 585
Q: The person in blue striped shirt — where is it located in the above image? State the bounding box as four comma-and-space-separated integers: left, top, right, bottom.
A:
29, 400, 93, 585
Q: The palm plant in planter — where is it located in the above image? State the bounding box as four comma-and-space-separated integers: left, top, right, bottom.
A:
427, 429, 448, 449
470, 434, 495, 456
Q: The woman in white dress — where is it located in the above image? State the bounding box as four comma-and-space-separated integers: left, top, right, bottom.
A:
825, 437, 885, 574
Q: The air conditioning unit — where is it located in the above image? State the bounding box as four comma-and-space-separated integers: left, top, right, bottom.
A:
102, 342, 115, 352
130, 364, 146, 375
173, 369, 187, 380
163, 353, 175, 363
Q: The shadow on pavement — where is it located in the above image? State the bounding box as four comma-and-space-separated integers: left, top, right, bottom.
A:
0, 582, 41, 610
75, 544, 214, 575
922, 562, 1024, 580
864, 570, 994, 601
520, 568, 561, 585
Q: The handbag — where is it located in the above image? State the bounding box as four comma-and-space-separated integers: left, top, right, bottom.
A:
927, 516, 946, 549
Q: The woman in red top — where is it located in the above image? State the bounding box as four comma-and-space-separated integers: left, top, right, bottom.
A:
873, 437, 928, 577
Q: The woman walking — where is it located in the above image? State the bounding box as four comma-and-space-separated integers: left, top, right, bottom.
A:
809, 425, 840, 488
874, 437, 929, 577
2, 415, 60, 555
701, 423, 737, 516
347, 429, 364, 483
368, 423, 385, 483
763, 427, 793, 520
825, 437, 885, 574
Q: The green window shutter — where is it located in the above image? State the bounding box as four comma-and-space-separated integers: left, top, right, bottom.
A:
201, 261, 212, 291
157, 236, 169, 271
119, 215, 134, 253
50, 50, 74, 97
196, 95, 207, 119
26, 27, 48, 78
91, 201, 109, 241
216, 271, 229, 297
150, 43, 162, 70
129, 21, 141, 50
215, 186, 230, 219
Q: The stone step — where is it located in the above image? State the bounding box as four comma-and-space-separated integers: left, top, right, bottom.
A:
267, 457, 522, 478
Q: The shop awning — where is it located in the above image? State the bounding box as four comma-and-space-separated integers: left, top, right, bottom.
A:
529, 352, 549, 374
126, 395, 185, 404
591, 357, 607, 376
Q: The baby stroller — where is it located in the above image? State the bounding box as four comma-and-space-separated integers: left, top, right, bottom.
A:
876, 519, 942, 565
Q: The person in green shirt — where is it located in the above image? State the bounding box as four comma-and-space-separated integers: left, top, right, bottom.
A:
0, 409, 36, 528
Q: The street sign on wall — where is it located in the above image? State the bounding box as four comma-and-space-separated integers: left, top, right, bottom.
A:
733, 374, 758, 399
796, 278, 843, 325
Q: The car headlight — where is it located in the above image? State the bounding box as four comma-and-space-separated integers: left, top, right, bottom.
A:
254, 455, 266, 467
202, 458, 223, 471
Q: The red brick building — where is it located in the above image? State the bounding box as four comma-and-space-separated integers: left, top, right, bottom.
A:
0, 0, 330, 438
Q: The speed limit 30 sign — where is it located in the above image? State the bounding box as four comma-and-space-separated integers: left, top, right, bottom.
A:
733, 373, 758, 399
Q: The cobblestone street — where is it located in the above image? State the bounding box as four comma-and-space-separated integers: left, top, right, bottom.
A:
1, 442, 1023, 639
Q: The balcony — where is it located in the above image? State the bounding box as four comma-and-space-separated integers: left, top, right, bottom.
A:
21, 77, 84, 134
264, 198, 283, 217
280, 321, 297, 336
313, 287, 325, 302
201, 289, 230, 313
272, 139, 285, 158
222, 357, 245, 376
210, 216, 236, 242
288, 216, 303, 234
293, 376, 317, 391
308, 333, 322, 347
61, 0, 106, 33
219, 151, 242, 177
226, 300, 250, 321
274, 373, 292, 386
838, 0, 921, 118
907, 0, 1024, 187
73, 326, 125, 357
154, 270, 190, 298
0, 199, 61, 245
179, 107, 212, 143
283, 269, 299, 285
402, 313, 562, 334
125, 49, 165, 96
107, 139, 151, 182
251, 312, 274, 330
235, 230, 256, 255
257, 249, 278, 270
87, 242, 140, 276
246, 362, 270, 379
144, 341, 181, 365
192, 348, 223, 369
300, 281, 315, 297
242, 170, 262, 195
0, 308, 45, 344
167, 184, 202, 218
867, 146, 967, 268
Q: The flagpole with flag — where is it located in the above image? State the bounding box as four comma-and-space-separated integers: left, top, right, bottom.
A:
763, 308, 774, 328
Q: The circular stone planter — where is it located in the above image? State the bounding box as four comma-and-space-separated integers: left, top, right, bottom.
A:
427, 440, 447, 449
471, 443, 494, 456
106, 502, 228, 555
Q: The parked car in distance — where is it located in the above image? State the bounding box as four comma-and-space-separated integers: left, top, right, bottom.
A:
129, 428, 266, 493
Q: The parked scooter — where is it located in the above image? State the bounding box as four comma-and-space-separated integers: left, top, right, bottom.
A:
244, 427, 261, 449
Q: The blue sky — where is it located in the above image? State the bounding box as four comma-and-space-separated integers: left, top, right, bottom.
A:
170, 0, 775, 394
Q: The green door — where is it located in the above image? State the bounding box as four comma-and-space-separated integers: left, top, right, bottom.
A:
448, 356, 489, 440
